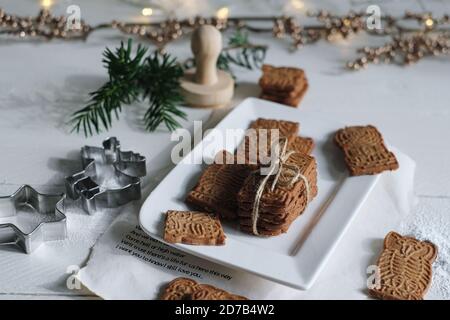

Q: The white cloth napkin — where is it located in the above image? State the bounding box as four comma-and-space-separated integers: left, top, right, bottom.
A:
78, 148, 415, 300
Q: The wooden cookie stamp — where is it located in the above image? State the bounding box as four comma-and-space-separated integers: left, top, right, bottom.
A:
180, 25, 234, 108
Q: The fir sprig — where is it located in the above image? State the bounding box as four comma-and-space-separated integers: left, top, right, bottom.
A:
70, 39, 185, 136
140, 53, 186, 131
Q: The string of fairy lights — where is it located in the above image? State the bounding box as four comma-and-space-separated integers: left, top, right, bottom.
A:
0, 1, 449, 70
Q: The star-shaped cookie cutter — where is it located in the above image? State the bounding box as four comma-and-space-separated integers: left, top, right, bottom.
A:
65, 137, 146, 215
0, 185, 66, 254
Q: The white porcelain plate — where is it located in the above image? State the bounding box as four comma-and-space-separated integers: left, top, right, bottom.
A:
139, 98, 379, 290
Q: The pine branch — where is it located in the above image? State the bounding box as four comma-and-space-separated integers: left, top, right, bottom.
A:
140, 52, 186, 131
70, 39, 146, 136
70, 39, 186, 136
70, 81, 131, 136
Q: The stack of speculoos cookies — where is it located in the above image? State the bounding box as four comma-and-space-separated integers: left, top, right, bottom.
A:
259, 64, 309, 107
186, 118, 317, 237
238, 149, 318, 236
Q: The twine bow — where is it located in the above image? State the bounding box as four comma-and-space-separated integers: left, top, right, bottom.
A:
251, 138, 311, 236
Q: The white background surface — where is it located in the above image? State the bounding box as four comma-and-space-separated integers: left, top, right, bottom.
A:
0, 0, 449, 299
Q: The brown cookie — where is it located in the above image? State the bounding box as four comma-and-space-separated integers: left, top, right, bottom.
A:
237, 152, 317, 236
344, 144, 399, 176
238, 193, 316, 222
335, 125, 399, 176
160, 277, 248, 300
288, 136, 315, 155
238, 179, 317, 218
160, 277, 199, 300
239, 187, 311, 235
259, 64, 305, 93
335, 125, 383, 148
238, 152, 317, 206
261, 76, 307, 97
239, 225, 286, 236
191, 284, 247, 300
164, 210, 226, 245
236, 118, 300, 165
240, 212, 305, 236
249, 118, 299, 139
260, 81, 309, 108
238, 182, 317, 220
186, 151, 253, 219
369, 232, 437, 300
239, 211, 299, 233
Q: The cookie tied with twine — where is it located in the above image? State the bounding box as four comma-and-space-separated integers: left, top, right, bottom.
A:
237, 138, 318, 236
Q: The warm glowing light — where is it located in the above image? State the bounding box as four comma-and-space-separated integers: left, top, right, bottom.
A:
425, 18, 434, 27
41, 0, 53, 8
142, 8, 153, 16
216, 7, 229, 20
291, 0, 304, 10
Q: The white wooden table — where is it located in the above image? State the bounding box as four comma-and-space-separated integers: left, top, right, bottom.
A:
0, 0, 449, 299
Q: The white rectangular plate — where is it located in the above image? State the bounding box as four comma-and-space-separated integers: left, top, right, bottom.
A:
139, 98, 379, 290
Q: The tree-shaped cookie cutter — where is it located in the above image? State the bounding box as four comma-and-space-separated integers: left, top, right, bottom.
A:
0, 185, 66, 254
65, 137, 146, 215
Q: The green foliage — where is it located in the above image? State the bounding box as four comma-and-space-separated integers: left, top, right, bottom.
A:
140, 53, 186, 132
70, 32, 266, 137
70, 39, 185, 136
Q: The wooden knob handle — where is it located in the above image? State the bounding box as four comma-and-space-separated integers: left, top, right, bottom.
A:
191, 25, 222, 85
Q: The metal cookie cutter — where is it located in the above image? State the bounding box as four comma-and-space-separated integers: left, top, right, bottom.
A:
0, 185, 66, 254
65, 137, 146, 215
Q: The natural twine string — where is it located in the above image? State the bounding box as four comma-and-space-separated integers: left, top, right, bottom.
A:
251, 138, 311, 236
